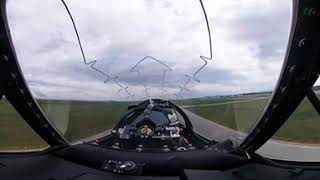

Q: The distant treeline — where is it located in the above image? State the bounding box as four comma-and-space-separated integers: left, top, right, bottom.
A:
5, 85, 320, 104
237, 91, 272, 96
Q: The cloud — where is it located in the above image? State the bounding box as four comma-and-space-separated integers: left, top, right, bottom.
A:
6, 0, 292, 101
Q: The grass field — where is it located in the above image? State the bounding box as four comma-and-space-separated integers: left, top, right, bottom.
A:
39, 100, 130, 141
0, 95, 320, 150
0, 99, 130, 150
185, 97, 268, 132
185, 97, 320, 143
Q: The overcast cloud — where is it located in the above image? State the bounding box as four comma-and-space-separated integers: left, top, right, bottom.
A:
6, 0, 292, 101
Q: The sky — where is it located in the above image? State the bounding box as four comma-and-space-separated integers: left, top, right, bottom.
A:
6, 0, 292, 101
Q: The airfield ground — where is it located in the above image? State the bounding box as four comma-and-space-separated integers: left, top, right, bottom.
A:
0, 95, 319, 150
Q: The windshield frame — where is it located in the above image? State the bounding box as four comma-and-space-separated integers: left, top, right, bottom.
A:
1, 0, 319, 157
0, 0, 68, 147
239, 0, 320, 155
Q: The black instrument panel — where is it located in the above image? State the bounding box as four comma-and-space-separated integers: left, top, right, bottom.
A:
98, 99, 210, 152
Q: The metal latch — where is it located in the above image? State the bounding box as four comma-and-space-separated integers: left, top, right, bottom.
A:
102, 160, 144, 175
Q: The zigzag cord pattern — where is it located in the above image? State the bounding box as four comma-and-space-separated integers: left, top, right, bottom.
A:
175, 0, 213, 98
60, 0, 135, 100
60, 0, 212, 100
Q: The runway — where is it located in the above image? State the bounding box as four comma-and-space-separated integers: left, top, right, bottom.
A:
184, 109, 320, 162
